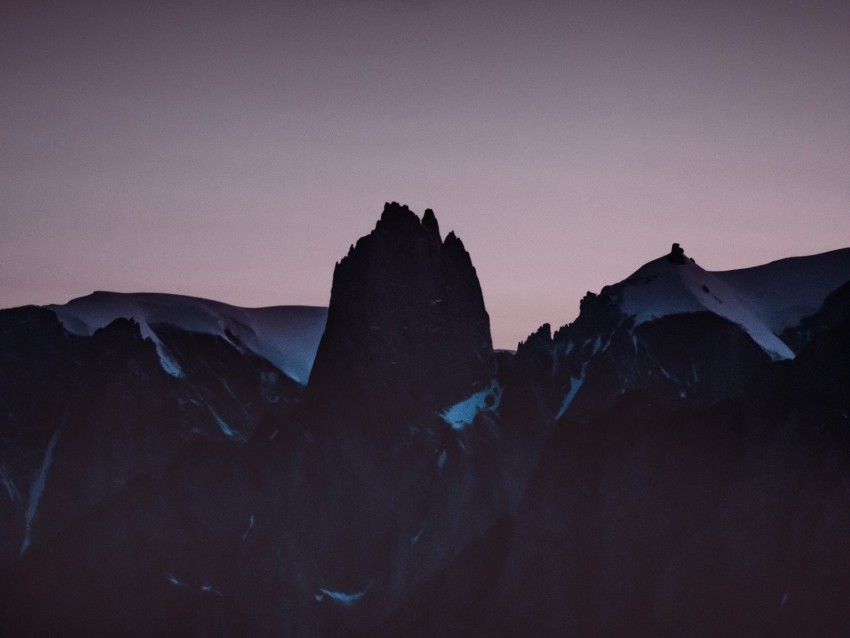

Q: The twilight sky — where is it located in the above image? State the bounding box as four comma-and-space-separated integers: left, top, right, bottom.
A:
2, 0, 848, 348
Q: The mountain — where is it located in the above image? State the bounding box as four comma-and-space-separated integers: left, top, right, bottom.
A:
47, 292, 328, 384
1, 206, 849, 636
0, 204, 525, 637
0, 295, 326, 570
306, 202, 496, 434
378, 308, 850, 638
500, 244, 850, 426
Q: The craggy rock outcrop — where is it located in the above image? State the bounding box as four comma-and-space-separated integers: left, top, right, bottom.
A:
306, 202, 495, 434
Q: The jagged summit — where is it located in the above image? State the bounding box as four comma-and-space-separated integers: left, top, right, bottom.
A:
422, 207, 440, 236
345, 202, 458, 258
375, 201, 422, 232
307, 203, 495, 432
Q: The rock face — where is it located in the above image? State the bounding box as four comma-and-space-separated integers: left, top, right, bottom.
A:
0, 305, 300, 568
500, 244, 844, 426
307, 202, 495, 432
2, 221, 849, 637
376, 317, 850, 638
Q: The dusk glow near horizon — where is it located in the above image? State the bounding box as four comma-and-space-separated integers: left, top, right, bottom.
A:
2, 0, 848, 348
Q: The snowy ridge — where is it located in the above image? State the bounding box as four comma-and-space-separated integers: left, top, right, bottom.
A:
314, 582, 373, 607
21, 427, 62, 556
618, 256, 801, 360
45, 292, 328, 384
713, 248, 850, 333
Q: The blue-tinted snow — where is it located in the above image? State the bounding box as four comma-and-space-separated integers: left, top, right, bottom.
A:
167, 573, 222, 596
714, 248, 850, 333
437, 449, 447, 470
154, 340, 184, 378
166, 573, 186, 587
591, 335, 602, 355
20, 428, 62, 556
1, 467, 20, 502
46, 292, 328, 384
314, 582, 372, 607
133, 317, 184, 378
134, 318, 184, 378
410, 524, 426, 545
242, 514, 255, 542
618, 257, 795, 360
206, 405, 242, 441
439, 381, 501, 430
556, 365, 586, 420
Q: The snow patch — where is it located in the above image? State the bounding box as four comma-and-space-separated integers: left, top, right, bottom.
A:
437, 449, 447, 470
439, 381, 501, 430
128, 318, 184, 378
242, 514, 255, 543
314, 582, 372, 607
206, 405, 242, 441
133, 318, 184, 378
1, 467, 21, 502
154, 341, 184, 378
410, 524, 426, 545
166, 573, 222, 596
556, 365, 587, 419
591, 335, 602, 355
200, 583, 224, 597
167, 573, 186, 587
21, 427, 62, 556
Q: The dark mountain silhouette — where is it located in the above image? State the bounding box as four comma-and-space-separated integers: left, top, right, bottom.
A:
1, 205, 849, 636
306, 202, 495, 436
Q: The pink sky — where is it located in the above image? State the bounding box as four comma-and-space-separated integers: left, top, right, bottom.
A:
2, 0, 848, 348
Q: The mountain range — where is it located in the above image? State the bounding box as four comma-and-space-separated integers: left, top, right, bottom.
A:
2, 202, 849, 636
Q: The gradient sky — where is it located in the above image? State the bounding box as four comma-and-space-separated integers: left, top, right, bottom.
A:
2, 0, 848, 348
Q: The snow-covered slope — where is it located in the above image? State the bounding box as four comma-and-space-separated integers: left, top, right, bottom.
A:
617, 256, 796, 360
612, 246, 850, 361
713, 248, 850, 334
46, 292, 327, 384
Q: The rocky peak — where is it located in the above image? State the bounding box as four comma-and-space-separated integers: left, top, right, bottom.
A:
668, 242, 688, 265
422, 208, 440, 236
375, 201, 421, 232
306, 203, 495, 433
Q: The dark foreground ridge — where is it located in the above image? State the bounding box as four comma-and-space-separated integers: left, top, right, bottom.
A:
1, 203, 850, 636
